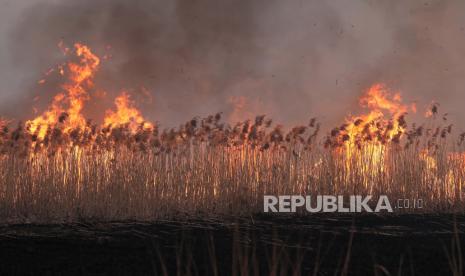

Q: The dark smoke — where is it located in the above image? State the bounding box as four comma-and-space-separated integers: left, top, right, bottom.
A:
1, 0, 465, 130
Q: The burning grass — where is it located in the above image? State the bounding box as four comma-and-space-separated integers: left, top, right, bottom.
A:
1, 108, 464, 221
0, 43, 464, 222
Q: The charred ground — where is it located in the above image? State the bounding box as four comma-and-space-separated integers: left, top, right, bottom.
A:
0, 214, 463, 275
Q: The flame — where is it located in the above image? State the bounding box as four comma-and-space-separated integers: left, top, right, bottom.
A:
419, 150, 465, 198
420, 149, 437, 171
325, 83, 414, 181
26, 43, 100, 140
103, 92, 153, 132
359, 84, 407, 115
343, 84, 410, 148
25, 42, 154, 142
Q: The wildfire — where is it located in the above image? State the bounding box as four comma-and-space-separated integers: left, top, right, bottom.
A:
325, 84, 414, 151
347, 84, 411, 144
103, 92, 153, 132
25, 42, 153, 141
4, 41, 463, 174
321, 83, 418, 182
1, 36, 465, 220
26, 43, 100, 139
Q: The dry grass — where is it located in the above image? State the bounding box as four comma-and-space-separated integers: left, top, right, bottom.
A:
0, 111, 464, 222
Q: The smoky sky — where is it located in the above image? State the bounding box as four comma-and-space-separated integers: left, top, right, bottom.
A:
0, 0, 465, 130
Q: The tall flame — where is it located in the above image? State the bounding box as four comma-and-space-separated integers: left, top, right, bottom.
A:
27, 43, 100, 139
325, 83, 415, 181
26, 42, 154, 141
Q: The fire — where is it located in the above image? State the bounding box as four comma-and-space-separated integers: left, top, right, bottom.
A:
419, 149, 437, 171
348, 83, 409, 143
2, 39, 465, 218
26, 43, 100, 139
25, 42, 153, 141
419, 150, 465, 199
103, 92, 153, 132
323, 83, 415, 181
326, 84, 411, 152
359, 84, 408, 115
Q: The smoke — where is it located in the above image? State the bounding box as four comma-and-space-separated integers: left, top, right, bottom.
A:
1, 0, 465, 129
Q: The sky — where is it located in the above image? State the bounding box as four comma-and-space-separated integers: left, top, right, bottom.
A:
0, 0, 464, 130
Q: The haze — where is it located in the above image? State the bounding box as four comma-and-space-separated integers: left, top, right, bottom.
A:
0, 0, 464, 130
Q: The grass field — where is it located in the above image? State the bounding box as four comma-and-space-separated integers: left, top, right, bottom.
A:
0, 107, 464, 222
1, 43, 465, 276
2, 43, 464, 221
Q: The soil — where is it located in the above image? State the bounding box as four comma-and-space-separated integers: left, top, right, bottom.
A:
0, 214, 463, 275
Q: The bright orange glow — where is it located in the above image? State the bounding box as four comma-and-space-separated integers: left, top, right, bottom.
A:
325, 83, 415, 181
26, 43, 100, 140
25, 42, 153, 141
419, 149, 437, 171
103, 92, 153, 132
343, 84, 410, 149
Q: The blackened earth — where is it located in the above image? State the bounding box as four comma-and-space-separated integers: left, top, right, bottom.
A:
0, 214, 463, 275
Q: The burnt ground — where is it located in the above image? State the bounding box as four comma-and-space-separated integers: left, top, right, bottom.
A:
0, 214, 464, 276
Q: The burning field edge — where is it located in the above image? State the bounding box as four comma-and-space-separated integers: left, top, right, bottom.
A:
0, 42, 465, 222
0, 40, 464, 275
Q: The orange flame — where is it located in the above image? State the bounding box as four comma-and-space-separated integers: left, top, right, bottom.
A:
344, 84, 411, 146
26, 42, 154, 141
103, 92, 153, 132
359, 84, 407, 116
328, 84, 415, 178
27, 43, 100, 139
